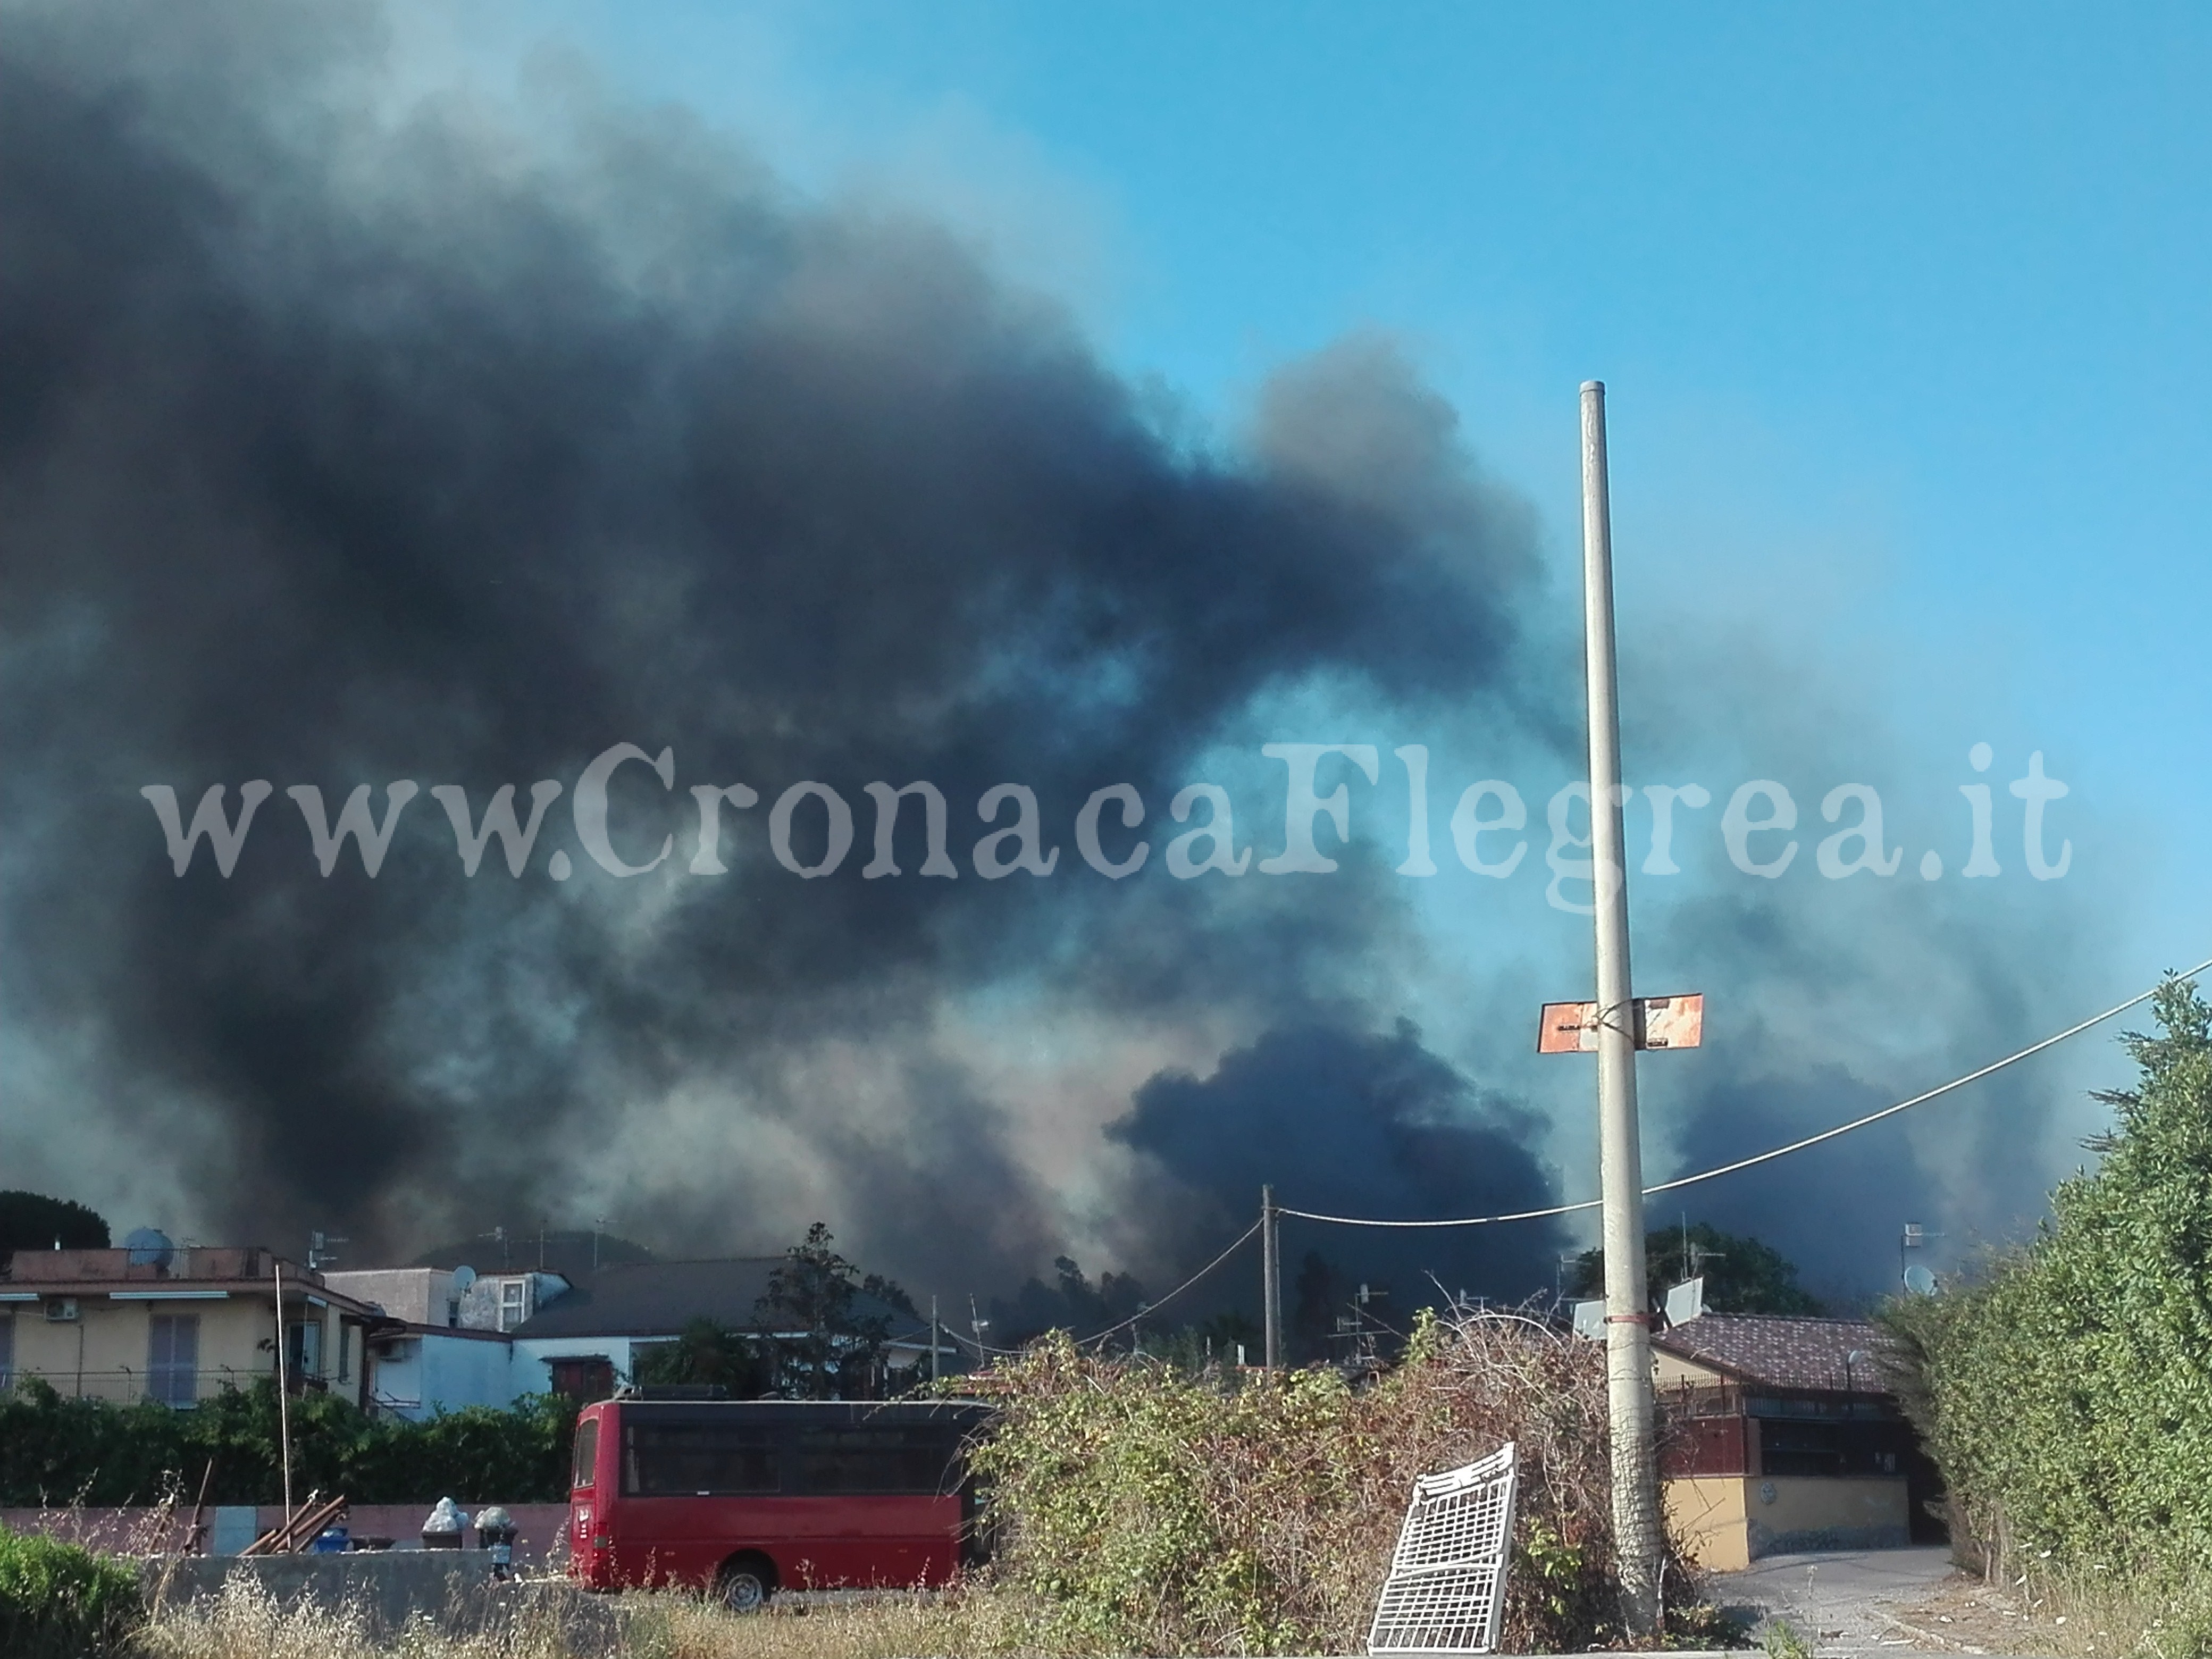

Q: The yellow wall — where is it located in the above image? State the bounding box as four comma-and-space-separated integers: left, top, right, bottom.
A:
1665, 1476, 1754, 1572
1666, 1475, 1910, 1572
3, 1296, 354, 1404
1654, 1349, 1727, 1387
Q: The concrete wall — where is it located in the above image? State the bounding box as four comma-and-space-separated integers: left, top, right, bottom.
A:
1665, 1475, 1911, 1572
368, 1328, 517, 1418
323, 1269, 460, 1329
1665, 1477, 1755, 1572
142, 1553, 619, 1645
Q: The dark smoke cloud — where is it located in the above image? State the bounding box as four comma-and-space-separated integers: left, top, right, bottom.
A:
0, 1, 1545, 1293
0, 1, 2118, 1317
1109, 1019, 1566, 1306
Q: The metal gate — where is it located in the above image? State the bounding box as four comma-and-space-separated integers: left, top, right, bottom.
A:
1367, 1442, 1519, 1655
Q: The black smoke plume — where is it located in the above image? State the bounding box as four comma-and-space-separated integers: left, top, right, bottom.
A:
0, 1, 2111, 1313
0, 1, 1544, 1295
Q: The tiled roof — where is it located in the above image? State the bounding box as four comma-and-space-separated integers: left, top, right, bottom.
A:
1650, 1313, 1890, 1395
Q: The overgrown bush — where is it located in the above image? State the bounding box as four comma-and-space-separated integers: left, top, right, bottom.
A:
966, 1312, 1716, 1655
0, 1376, 576, 1506
0, 1522, 140, 1659
1880, 977, 2212, 1579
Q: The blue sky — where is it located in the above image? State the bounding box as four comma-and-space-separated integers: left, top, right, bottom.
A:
459, 0, 2211, 985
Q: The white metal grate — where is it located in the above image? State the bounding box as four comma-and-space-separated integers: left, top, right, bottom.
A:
1367, 1442, 1518, 1655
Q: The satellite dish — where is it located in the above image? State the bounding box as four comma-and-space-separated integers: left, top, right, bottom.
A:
1570, 1298, 1606, 1342
1903, 1264, 1938, 1296
451, 1264, 478, 1293
123, 1227, 174, 1270
1663, 1276, 1706, 1327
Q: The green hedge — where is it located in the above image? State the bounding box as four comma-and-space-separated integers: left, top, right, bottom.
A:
0, 1377, 576, 1506
0, 1524, 140, 1659
1882, 977, 2212, 1573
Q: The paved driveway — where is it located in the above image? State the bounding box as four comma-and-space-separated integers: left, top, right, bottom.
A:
1712, 1546, 2030, 1658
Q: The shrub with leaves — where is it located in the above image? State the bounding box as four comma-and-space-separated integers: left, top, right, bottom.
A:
1880, 977, 2212, 1576
0, 1522, 141, 1659
966, 1312, 1710, 1655
0, 1376, 576, 1506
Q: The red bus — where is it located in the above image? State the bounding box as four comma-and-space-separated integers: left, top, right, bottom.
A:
566, 1396, 996, 1610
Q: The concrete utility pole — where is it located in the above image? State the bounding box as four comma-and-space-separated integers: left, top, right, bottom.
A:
1580, 381, 1662, 1638
273, 1257, 295, 1531
1261, 1185, 1282, 1370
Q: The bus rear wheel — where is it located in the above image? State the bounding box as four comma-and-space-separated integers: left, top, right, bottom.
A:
716, 1554, 775, 1614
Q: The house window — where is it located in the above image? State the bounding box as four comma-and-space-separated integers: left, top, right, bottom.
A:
0, 1315, 13, 1391
499, 1280, 527, 1331
285, 1319, 323, 1379
148, 1314, 199, 1407
548, 1356, 615, 1402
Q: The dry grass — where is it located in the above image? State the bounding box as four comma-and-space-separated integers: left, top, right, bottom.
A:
135, 1574, 1044, 1659
1900, 1563, 2212, 1659
618, 1585, 1035, 1658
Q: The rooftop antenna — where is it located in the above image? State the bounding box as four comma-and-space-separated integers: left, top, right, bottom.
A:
1555, 1251, 1583, 1311
306, 1230, 347, 1273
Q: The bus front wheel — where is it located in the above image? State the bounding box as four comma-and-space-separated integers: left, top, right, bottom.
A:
716, 1554, 775, 1614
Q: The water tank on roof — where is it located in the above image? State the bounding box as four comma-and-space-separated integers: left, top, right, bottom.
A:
123, 1228, 174, 1270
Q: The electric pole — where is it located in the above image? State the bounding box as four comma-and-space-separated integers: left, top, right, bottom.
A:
1261, 1185, 1282, 1370
1581, 380, 1662, 1638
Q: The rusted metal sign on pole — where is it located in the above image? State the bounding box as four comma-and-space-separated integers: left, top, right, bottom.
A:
1536, 993, 1706, 1054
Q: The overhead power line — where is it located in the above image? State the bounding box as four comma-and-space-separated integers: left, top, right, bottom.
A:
1279, 955, 2212, 1231
943, 959, 2209, 1362
946, 1219, 1263, 1356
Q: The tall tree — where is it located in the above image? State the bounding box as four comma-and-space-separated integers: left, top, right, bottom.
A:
633, 1317, 773, 1396
0, 1191, 111, 1255
992, 1255, 1149, 1346
756, 1223, 894, 1399
1569, 1222, 1824, 1315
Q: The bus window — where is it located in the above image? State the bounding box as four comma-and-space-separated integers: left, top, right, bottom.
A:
571, 1417, 599, 1489
624, 1420, 781, 1496
799, 1426, 955, 1495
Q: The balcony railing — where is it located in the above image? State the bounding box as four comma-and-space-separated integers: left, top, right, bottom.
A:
0, 1367, 347, 1406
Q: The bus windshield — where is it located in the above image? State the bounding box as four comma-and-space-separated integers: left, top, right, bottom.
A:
570, 1415, 598, 1489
